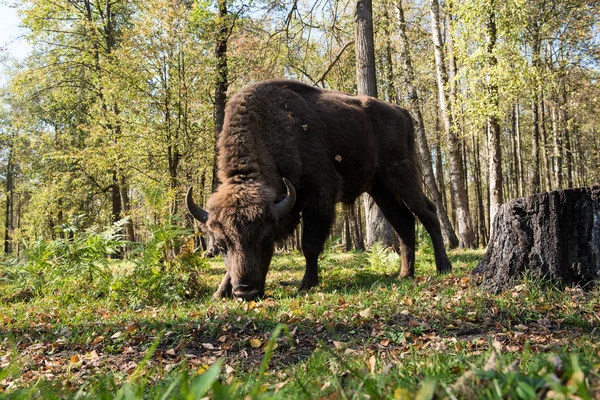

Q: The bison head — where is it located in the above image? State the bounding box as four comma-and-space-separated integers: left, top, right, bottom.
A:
186, 178, 296, 300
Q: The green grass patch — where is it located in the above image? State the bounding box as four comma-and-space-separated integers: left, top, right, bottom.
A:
2, 245, 599, 398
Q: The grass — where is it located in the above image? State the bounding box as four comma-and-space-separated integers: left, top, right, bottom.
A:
1, 240, 600, 399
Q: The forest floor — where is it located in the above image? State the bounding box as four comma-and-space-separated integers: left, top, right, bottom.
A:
1, 242, 600, 399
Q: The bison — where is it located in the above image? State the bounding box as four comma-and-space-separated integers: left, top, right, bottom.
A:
187, 80, 451, 300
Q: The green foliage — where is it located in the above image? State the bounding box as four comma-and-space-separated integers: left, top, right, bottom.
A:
2, 216, 127, 300
366, 242, 401, 272
114, 220, 210, 305
0, 217, 209, 306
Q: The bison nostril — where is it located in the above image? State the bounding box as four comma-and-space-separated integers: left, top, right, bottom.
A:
233, 284, 261, 301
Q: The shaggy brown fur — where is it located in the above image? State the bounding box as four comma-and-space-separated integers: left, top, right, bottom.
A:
190, 79, 451, 300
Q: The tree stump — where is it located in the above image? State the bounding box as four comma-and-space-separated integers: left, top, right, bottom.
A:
473, 186, 600, 293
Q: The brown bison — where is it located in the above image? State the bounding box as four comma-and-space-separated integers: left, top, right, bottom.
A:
187, 80, 451, 300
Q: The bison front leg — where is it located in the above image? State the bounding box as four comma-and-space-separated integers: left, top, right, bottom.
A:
299, 204, 335, 291
213, 271, 233, 299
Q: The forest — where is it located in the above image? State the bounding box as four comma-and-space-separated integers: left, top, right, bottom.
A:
1, 0, 599, 398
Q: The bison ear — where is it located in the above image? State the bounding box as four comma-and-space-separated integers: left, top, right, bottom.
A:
186, 187, 209, 223
273, 178, 296, 219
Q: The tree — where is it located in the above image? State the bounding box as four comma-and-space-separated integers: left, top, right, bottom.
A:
429, 0, 475, 248
395, 0, 459, 248
484, 0, 503, 231
355, 0, 397, 248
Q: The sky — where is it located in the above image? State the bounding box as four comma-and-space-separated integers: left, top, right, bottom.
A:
0, 0, 31, 61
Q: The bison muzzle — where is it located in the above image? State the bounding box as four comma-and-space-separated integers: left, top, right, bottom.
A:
187, 80, 451, 300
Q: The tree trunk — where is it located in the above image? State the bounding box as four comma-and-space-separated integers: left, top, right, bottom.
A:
212, 0, 229, 193
396, 0, 458, 248
119, 177, 135, 242
540, 90, 552, 192
515, 101, 524, 197
485, 0, 503, 235
530, 29, 542, 194
473, 186, 600, 293
355, 0, 397, 248
4, 145, 14, 255
430, 0, 475, 248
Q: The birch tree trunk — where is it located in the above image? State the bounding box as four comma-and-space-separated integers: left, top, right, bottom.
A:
4, 143, 14, 254
430, 0, 476, 248
396, 0, 459, 248
355, 0, 397, 248
485, 0, 503, 234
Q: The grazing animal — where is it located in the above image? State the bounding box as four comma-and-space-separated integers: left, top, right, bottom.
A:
187, 80, 451, 300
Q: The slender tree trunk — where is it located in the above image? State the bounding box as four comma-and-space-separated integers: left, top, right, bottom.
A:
355, 0, 397, 248
552, 99, 562, 189
119, 177, 135, 242
515, 101, 524, 197
530, 29, 542, 194
430, 0, 475, 248
383, 3, 397, 104
473, 130, 488, 245
434, 116, 447, 211
510, 105, 520, 198
212, 0, 229, 192
485, 0, 503, 232
396, 0, 458, 248
111, 171, 122, 226
540, 90, 552, 192
560, 81, 573, 188
4, 145, 14, 255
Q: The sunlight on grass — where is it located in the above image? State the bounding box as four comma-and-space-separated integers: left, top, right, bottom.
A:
1, 248, 599, 398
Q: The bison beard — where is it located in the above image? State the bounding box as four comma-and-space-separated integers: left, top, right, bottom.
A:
187, 80, 451, 300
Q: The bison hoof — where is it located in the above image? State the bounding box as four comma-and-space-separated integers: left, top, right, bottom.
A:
213, 286, 233, 299
436, 261, 452, 275
298, 278, 318, 292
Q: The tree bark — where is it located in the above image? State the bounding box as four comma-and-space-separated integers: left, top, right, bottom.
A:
530, 27, 542, 194
355, 0, 397, 248
396, 0, 458, 248
212, 0, 229, 193
485, 0, 503, 235
473, 186, 600, 293
119, 177, 135, 242
4, 144, 14, 254
430, 0, 475, 248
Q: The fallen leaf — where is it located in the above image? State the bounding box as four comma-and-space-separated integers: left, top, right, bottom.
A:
218, 335, 227, 342
515, 324, 528, 331
125, 323, 138, 333
380, 339, 390, 347
263, 342, 278, 352
333, 341, 348, 350
92, 335, 104, 345
197, 364, 209, 374
484, 351, 498, 371
250, 338, 262, 348
225, 364, 234, 375
368, 355, 376, 374
408, 319, 421, 328
359, 308, 373, 319
110, 331, 123, 339
202, 343, 215, 350
166, 348, 177, 356
70, 354, 81, 363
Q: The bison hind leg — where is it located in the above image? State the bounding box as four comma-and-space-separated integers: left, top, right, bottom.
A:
369, 184, 416, 278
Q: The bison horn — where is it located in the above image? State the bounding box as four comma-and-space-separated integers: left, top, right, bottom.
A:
274, 178, 296, 218
186, 187, 209, 223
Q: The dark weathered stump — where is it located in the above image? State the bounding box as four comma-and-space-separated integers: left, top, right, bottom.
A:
473, 186, 600, 293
